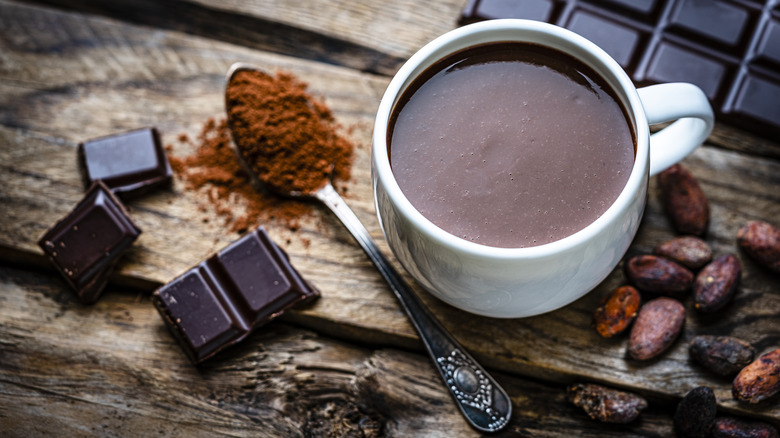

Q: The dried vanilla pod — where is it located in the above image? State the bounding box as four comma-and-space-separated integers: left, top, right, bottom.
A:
566, 383, 647, 424
674, 386, 717, 438
628, 297, 685, 361
712, 417, 779, 438
733, 348, 780, 403
625, 254, 694, 296
593, 285, 640, 338
654, 236, 713, 270
658, 163, 710, 236
694, 254, 742, 313
737, 221, 780, 273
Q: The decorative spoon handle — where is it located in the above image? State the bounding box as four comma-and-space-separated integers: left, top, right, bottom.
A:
315, 183, 512, 433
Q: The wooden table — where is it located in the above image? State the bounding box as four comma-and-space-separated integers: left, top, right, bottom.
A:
1, 1, 778, 436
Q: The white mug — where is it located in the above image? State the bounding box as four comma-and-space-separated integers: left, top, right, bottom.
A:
372, 19, 714, 318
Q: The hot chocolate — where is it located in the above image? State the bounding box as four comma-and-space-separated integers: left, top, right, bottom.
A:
389, 42, 635, 248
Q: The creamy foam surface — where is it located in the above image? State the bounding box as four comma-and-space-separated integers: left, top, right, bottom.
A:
389, 43, 635, 248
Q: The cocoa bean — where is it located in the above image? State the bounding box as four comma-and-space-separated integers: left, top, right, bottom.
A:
737, 221, 780, 273
566, 383, 647, 424
689, 335, 755, 377
593, 285, 641, 338
625, 254, 694, 296
628, 297, 685, 360
654, 236, 713, 270
674, 386, 717, 438
658, 163, 710, 236
694, 254, 742, 313
733, 349, 780, 403
712, 417, 779, 438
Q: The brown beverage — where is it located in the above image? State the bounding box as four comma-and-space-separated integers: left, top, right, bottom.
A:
389, 42, 635, 248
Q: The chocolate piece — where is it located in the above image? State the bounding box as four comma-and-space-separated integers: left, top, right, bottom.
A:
152, 227, 319, 364
458, 0, 780, 140
78, 127, 172, 198
37, 181, 142, 303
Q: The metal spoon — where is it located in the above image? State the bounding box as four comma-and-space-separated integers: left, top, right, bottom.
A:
225, 63, 512, 433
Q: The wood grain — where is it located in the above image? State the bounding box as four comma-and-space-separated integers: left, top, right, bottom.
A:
27, 0, 780, 159
31, 0, 458, 76
1, 0, 779, 432
0, 264, 680, 437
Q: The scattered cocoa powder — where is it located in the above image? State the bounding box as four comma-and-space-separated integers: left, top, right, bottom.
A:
167, 118, 312, 235
167, 69, 356, 236
226, 69, 354, 195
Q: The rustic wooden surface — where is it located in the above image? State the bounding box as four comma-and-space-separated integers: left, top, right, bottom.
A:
1, 0, 778, 436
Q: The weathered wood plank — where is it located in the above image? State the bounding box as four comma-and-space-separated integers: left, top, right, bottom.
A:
0, 0, 778, 426
28, 0, 780, 158
0, 265, 679, 436
31, 0, 447, 76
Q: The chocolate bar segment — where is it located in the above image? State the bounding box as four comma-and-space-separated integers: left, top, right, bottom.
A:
152, 227, 319, 364
458, 0, 780, 139
460, 0, 555, 22
78, 127, 172, 199
38, 180, 142, 303
154, 269, 246, 363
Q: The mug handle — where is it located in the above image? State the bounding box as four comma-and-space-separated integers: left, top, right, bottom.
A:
637, 83, 715, 176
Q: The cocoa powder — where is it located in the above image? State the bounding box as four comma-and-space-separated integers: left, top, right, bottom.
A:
226, 69, 354, 195
168, 118, 311, 234
168, 69, 355, 235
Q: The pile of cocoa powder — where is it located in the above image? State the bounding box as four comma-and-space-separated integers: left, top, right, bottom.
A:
226, 69, 354, 195
168, 70, 355, 236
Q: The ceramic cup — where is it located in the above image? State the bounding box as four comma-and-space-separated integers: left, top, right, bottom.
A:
372, 19, 714, 318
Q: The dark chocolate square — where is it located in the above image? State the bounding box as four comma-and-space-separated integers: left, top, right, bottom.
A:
38, 181, 142, 303
153, 269, 245, 363
566, 9, 644, 69
667, 0, 753, 51
753, 18, 780, 69
601, 0, 658, 16
216, 231, 297, 321
644, 40, 732, 101
152, 227, 320, 364
730, 74, 780, 125
78, 127, 172, 199
460, 0, 557, 24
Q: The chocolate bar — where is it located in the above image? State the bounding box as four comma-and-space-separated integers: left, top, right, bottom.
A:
152, 227, 320, 364
459, 0, 780, 139
38, 181, 142, 303
78, 127, 172, 199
